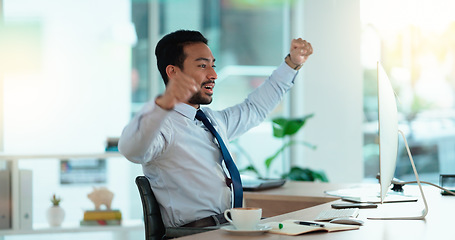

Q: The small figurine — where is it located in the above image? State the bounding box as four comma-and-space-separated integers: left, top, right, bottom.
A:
87, 187, 114, 210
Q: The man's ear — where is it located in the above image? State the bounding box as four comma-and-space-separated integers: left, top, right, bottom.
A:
165, 65, 177, 78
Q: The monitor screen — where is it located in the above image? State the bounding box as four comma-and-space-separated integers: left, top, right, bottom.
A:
377, 61, 399, 203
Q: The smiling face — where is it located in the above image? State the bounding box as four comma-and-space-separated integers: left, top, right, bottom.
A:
181, 42, 218, 108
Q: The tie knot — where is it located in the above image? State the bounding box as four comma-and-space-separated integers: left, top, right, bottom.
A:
195, 109, 207, 121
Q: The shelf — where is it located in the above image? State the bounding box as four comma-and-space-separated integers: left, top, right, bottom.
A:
0, 219, 144, 236
0, 152, 122, 161
0, 152, 144, 240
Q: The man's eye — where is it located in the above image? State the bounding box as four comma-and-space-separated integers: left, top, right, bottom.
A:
212, 65, 216, 68
199, 64, 206, 68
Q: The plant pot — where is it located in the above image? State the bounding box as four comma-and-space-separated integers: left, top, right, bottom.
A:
46, 205, 65, 227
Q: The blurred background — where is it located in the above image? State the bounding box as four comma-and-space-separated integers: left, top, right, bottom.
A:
1, 0, 455, 239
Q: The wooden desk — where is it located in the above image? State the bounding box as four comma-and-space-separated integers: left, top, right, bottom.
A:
243, 181, 345, 217
177, 183, 453, 239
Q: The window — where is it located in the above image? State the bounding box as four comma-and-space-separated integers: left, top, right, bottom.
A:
131, 0, 292, 177
362, 0, 455, 183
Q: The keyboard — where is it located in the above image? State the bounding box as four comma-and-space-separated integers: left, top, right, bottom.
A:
314, 208, 359, 221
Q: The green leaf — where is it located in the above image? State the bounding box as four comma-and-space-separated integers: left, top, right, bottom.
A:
281, 167, 329, 182
264, 156, 274, 169
264, 140, 317, 178
264, 141, 294, 170
272, 114, 314, 138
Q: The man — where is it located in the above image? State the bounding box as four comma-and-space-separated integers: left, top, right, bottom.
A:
119, 30, 313, 228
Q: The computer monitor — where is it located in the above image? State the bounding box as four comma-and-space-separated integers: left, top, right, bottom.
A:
376, 61, 399, 203
368, 62, 428, 220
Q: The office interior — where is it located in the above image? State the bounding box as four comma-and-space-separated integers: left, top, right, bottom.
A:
1, 0, 454, 239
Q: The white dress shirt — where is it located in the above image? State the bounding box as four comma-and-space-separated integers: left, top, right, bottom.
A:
118, 62, 297, 227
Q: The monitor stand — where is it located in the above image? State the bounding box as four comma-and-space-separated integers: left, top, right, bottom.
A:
368, 130, 429, 220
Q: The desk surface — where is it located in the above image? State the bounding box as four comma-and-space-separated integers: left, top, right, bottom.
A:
243, 181, 347, 200
177, 182, 452, 239
242, 181, 345, 217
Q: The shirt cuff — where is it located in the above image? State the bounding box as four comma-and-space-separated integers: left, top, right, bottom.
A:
274, 61, 299, 85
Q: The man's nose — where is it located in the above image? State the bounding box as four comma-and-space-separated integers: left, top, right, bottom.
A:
208, 67, 217, 80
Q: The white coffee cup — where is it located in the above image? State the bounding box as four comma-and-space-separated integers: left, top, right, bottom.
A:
224, 207, 262, 230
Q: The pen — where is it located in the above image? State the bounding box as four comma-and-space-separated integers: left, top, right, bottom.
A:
294, 221, 325, 227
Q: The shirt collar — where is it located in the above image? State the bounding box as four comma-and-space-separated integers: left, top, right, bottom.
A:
174, 103, 198, 120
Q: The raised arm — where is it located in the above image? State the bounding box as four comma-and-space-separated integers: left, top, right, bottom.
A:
119, 66, 199, 163
217, 38, 313, 140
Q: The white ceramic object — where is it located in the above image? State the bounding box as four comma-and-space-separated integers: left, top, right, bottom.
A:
46, 206, 65, 227
224, 207, 262, 230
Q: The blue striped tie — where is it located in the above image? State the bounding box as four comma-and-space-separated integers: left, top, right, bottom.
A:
195, 109, 243, 208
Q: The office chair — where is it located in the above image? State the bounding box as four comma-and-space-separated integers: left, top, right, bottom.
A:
136, 176, 215, 240
136, 176, 166, 240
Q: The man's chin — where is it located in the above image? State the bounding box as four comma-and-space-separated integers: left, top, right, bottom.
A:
196, 99, 212, 105
188, 96, 212, 105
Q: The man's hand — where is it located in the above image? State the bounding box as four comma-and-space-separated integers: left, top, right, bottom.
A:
155, 67, 198, 110
289, 38, 313, 66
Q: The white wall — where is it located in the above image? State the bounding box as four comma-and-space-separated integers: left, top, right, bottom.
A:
1, 0, 6, 152
0, 1, 143, 236
293, 0, 364, 183
1, 0, 132, 154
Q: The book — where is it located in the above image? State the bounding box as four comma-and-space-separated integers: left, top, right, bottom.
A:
83, 210, 122, 221
80, 219, 121, 226
266, 219, 360, 236
0, 170, 11, 230
105, 137, 119, 152
19, 170, 33, 229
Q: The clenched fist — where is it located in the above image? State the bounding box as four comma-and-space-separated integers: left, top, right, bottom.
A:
289, 38, 313, 66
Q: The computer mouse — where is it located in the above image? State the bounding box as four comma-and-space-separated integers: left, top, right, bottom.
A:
329, 217, 364, 225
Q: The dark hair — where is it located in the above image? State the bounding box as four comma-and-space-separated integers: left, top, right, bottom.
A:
155, 30, 208, 85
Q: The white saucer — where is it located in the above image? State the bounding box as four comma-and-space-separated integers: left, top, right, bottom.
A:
221, 224, 272, 235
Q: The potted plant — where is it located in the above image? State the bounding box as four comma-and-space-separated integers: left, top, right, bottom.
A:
241, 114, 328, 182
46, 194, 65, 227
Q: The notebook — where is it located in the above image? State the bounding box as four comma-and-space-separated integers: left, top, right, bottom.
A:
241, 176, 286, 191
266, 219, 359, 236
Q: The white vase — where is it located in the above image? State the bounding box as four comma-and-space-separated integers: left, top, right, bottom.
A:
46, 206, 65, 227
